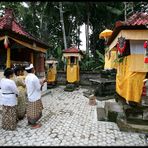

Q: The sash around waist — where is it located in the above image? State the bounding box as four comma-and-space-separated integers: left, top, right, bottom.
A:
2, 93, 15, 95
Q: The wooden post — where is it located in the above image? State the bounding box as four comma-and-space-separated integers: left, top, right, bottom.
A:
31, 52, 34, 64
6, 47, 11, 68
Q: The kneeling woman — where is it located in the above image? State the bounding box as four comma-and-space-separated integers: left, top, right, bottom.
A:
0, 68, 19, 130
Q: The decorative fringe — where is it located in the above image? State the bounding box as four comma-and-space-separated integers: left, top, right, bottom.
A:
144, 41, 148, 48
4, 36, 9, 49
144, 57, 148, 64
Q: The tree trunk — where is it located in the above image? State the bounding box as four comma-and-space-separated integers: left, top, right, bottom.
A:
85, 4, 90, 56
39, 2, 48, 39
59, 2, 67, 50
85, 16, 89, 55
77, 25, 80, 49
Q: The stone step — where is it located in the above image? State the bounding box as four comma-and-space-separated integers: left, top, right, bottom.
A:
104, 101, 124, 122
117, 117, 148, 133
96, 95, 115, 101
97, 107, 107, 121
126, 117, 148, 125
94, 83, 116, 97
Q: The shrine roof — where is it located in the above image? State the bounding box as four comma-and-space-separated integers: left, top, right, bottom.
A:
64, 47, 80, 53
107, 12, 148, 45
126, 12, 148, 26
0, 8, 50, 49
63, 46, 83, 55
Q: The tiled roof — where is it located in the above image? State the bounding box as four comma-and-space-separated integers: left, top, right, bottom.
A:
64, 47, 80, 53
0, 8, 49, 48
125, 12, 148, 26
107, 12, 148, 45
12, 21, 30, 37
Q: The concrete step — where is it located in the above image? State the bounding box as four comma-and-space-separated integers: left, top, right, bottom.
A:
126, 118, 148, 125
117, 117, 148, 134
96, 95, 115, 101
97, 107, 107, 121
104, 101, 124, 122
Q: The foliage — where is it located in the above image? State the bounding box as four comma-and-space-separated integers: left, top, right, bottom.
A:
0, 2, 146, 71
114, 55, 124, 63
47, 45, 64, 71
80, 50, 105, 71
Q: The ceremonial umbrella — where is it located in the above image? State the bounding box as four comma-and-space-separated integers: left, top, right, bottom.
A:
99, 29, 113, 39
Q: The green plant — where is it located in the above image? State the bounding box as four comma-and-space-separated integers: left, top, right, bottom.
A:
80, 50, 105, 71
114, 56, 124, 63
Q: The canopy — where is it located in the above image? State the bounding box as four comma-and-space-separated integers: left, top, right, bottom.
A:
99, 29, 113, 39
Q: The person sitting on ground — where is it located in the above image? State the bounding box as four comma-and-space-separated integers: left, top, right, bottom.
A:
0, 68, 19, 130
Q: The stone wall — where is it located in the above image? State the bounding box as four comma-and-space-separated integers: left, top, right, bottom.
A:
80, 71, 101, 85
57, 71, 101, 86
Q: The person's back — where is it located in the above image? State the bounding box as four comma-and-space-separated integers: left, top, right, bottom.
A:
13, 65, 26, 120
1, 78, 18, 106
25, 73, 41, 102
25, 64, 45, 129
0, 68, 19, 130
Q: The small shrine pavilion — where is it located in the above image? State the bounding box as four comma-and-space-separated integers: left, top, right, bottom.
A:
0, 8, 50, 78
62, 44, 83, 84
107, 11, 148, 104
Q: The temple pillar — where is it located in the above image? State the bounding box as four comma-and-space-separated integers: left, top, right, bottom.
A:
6, 47, 11, 68
35, 52, 45, 77
31, 52, 34, 64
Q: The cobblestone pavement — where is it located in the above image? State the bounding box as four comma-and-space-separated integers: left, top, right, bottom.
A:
0, 86, 147, 146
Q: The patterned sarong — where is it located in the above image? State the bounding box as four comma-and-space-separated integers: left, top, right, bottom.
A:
17, 87, 26, 119
2, 106, 17, 130
15, 77, 27, 120
26, 99, 43, 125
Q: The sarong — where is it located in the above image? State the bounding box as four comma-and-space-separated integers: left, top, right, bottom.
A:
26, 99, 43, 125
2, 105, 17, 130
17, 88, 26, 119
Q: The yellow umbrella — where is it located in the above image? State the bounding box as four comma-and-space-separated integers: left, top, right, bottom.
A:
99, 29, 113, 39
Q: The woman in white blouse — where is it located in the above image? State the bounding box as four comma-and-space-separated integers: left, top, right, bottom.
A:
0, 68, 19, 130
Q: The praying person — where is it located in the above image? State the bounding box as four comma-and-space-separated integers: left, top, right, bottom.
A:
0, 68, 19, 130
13, 65, 26, 120
25, 63, 46, 129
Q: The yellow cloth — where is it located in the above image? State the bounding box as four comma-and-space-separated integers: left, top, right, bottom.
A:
129, 54, 148, 72
116, 55, 146, 103
67, 65, 79, 83
47, 67, 56, 82
104, 50, 117, 69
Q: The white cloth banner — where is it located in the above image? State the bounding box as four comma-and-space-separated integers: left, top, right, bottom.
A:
130, 40, 145, 54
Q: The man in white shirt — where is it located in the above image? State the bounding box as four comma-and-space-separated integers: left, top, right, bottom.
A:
25, 63, 45, 129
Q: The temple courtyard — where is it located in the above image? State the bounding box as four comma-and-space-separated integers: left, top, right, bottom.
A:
0, 86, 147, 146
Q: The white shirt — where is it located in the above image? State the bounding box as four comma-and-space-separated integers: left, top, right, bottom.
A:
25, 73, 41, 102
0, 78, 19, 106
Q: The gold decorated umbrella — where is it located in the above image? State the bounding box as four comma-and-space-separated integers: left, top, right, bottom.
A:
99, 29, 113, 39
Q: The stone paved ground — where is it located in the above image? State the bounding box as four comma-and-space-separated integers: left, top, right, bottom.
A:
0, 86, 147, 146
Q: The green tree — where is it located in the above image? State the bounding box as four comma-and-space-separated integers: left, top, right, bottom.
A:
1, 2, 145, 71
